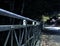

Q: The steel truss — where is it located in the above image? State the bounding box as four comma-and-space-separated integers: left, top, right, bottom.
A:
0, 8, 41, 46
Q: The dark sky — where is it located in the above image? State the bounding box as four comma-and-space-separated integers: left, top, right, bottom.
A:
0, 0, 60, 20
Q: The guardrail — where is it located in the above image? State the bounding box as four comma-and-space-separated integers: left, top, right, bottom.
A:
0, 8, 41, 46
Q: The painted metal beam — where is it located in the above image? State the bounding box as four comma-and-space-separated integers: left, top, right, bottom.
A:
0, 8, 39, 22
0, 25, 37, 31
43, 26, 60, 35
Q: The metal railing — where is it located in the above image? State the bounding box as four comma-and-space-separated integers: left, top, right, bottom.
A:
0, 8, 41, 46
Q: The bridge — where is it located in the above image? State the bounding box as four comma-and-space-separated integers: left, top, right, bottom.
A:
0, 8, 41, 46
0, 8, 60, 46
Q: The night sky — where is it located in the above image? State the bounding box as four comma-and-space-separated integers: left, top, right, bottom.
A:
0, 0, 60, 20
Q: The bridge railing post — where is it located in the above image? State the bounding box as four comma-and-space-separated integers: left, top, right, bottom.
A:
23, 20, 28, 46
32, 21, 36, 46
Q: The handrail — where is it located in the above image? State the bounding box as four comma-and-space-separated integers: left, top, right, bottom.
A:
0, 25, 37, 31
0, 8, 39, 22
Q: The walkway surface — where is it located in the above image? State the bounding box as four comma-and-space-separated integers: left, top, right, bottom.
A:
40, 35, 60, 46
36, 40, 40, 46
